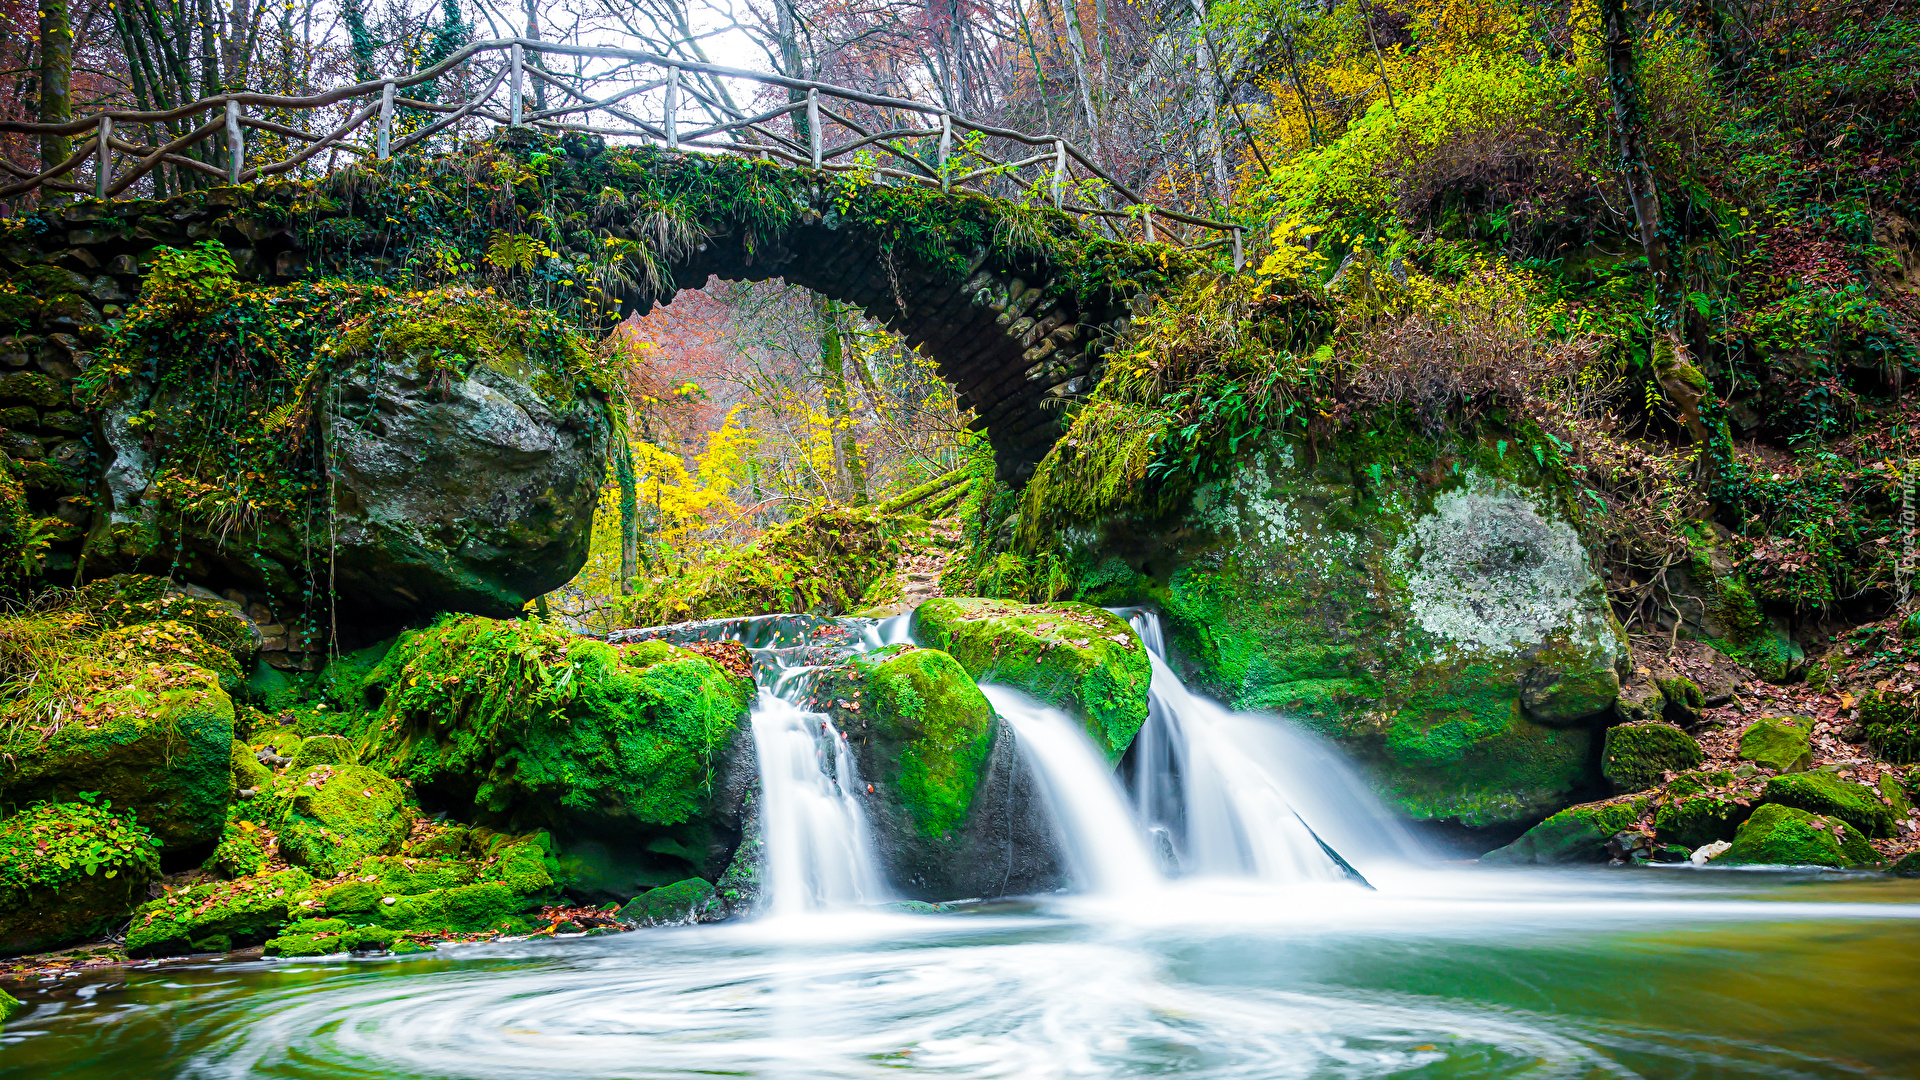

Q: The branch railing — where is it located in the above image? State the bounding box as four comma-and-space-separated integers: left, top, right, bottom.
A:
0, 38, 1244, 267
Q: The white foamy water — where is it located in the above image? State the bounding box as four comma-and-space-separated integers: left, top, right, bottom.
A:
979, 683, 1162, 896
748, 688, 890, 915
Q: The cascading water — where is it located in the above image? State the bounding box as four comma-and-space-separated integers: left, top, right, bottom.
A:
978, 683, 1161, 895
1123, 609, 1423, 882
681, 616, 891, 915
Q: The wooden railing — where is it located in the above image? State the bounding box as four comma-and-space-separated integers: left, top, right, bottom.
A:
0, 38, 1244, 265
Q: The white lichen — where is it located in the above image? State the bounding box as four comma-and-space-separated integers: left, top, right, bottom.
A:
1390, 472, 1597, 654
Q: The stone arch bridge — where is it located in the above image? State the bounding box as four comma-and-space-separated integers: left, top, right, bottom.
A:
0, 134, 1180, 634
5, 134, 1173, 483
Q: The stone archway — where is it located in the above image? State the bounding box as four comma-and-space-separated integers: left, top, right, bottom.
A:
0, 133, 1175, 631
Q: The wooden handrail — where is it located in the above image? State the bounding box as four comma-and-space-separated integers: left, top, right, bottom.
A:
0, 36, 1245, 264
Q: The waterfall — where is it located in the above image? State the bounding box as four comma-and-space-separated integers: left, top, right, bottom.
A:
629, 615, 889, 916
978, 684, 1162, 895
1123, 609, 1422, 882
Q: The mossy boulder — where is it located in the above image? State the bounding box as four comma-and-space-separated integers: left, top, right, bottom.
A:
1762, 771, 1902, 838
1602, 722, 1704, 793
84, 287, 611, 632
125, 867, 314, 956
363, 616, 752, 840
1716, 803, 1875, 867
0, 664, 236, 851
286, 734, 356, 771
302, 833, 555, 935
1651, 770, 1753, 848
617, 877, 718, 925
273, 764, 410, 877
820, 644, 1057, 898
264, 918, 397, 957
0, 986, 21, 1024
1737, 716, 1814, 773
230, 739, 274, 795
205, 814, 277, 877
1480, 796, 1647, 865
1093, 438, 1627, 830
0, 801, 162, 956
912, 597, 1148, 759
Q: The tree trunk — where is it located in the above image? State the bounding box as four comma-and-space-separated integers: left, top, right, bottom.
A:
819, 298, 868, 505
1599, 0, 1732, 489
1053, 0, 1105, 167
37, 0, 73, 185
1187, 0, 1231, 210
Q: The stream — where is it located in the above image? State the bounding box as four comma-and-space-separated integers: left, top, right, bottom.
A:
6, 610, 1919, 1078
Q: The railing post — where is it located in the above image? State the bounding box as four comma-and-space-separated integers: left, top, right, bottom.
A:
1051, 139, 1065, 208
664, 65, 679, 150
95, 116, 112, 200
938, 112, 951, 192
225, 100, 244, 184
1232, 226, 1244, 271
510, 42, 524, 126
377, 80, 396, 159
806, 87, 821, 170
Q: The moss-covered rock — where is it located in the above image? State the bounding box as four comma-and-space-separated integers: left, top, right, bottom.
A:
1602, 722, 1704, 793
0, 985, 21, 1024
1737, 716, 1814, 773
1716, 803, 1875, 866
1762, 771, 1901, 838
1651, 769, 1753, 848
0, 801, 162, 956
274, 764, 410, 877
912, 597, 1147, 758
1074, 440, 1627, 830
205, 814, 277, 877
855, 646, 999, 838
1479, 796, 1647, 865
126, 867, 313, 956
364, 616, 751, 836
0, 664, 235, 851
286, 734, 356, 771
264, 918, 397, 956
230, 739, 274, 795
617, 877, 717, 925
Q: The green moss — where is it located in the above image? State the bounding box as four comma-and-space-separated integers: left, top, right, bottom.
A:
1380, 714, 1591, 827
1602, 722, 1704, 793
912, 597, 1149, 759
0, 986, 21, 1024
0, 663, 236, 851
1654, 675, 1705, 724
363, 615, 750, 831
1717, 803, 1875, 867
1763, 771, 1900, 838
616, 877, 716, 925
273, 764, 410, 877
1651, 769, 1751, 848
287, 735, 356, 771
1858, 691, 1920, 764
264, 918, 397, 956
205, 814, 276, 878
0, 800, 163, 955
230, 739, 274, 794
126, 867, 314, 957
856, 647, 998, 839
1736, 716, 1814, 773
1480, 796, 1647, 865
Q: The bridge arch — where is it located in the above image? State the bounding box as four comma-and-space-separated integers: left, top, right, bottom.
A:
29, 135, 1172, 482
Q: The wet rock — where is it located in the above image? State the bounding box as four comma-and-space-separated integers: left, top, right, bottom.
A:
1651, 769, 1752, 848
126, 867, 314, 957
1762, 771, 1903, 838
1081, 438, 1627, 831
0, 986, 21, 1024
912, 597, 1149, 759
0, 802, 162, 956
1716, 803, 1875, 867
825, 644, 1064, 900
1479, 796, 1648, 865
617, 877, 718, 925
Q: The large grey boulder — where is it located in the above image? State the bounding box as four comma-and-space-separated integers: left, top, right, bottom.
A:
1064, 427, 1626, 832
83, 318, 607, 632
